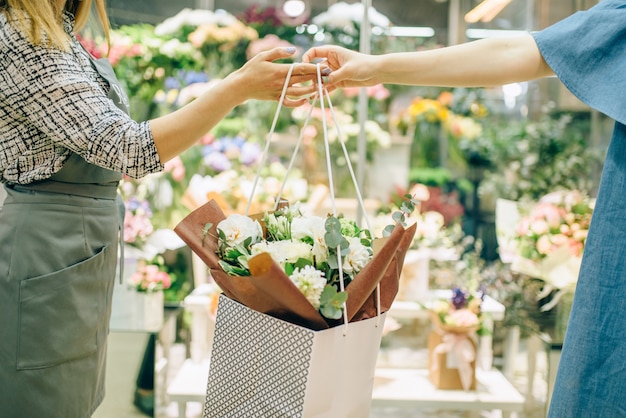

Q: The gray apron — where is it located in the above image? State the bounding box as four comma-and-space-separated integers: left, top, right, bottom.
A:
0, 54, 132, 418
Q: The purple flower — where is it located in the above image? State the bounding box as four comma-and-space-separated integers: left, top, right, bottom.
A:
164, 77, 181, 91
204, 152, 232, 172
240, 142, 261, 166
183, 71, 209, 86
451, 287, 467, 309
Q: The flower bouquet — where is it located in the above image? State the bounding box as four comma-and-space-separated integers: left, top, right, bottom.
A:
174, 198, 416, 330
428, 287, 486, 391
503, 190, 593, 310
173, 71, 417, 417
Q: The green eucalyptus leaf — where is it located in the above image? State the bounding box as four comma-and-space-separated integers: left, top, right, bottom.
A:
319, 285, 348, 320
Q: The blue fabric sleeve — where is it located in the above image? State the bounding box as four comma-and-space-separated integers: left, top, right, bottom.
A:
531, 0, 626, 124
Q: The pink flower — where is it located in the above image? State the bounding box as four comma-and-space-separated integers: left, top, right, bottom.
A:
532, 203, 564, 228
164, 156, 185, 182
536, 235, 553, 255
448, 308, 479, 327
530, 219, 549, 236
550, 234, 569, 247
130, 263, 172, 291
246, 35, 295, 59
516, 217, 530, 236
341, 84, 390, 101
568, 240, 584, 257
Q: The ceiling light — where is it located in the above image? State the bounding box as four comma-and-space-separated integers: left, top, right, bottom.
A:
277, 0, 310, 25
465, 0, 512, 23
386, 26, 435, 38
283, 0, 306, 18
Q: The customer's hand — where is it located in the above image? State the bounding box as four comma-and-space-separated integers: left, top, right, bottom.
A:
228, 47, 321, 107
302, 45, 380, 89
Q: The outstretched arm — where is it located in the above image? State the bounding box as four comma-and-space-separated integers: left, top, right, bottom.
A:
151, 47, 319, 163
302, 33, 553, 89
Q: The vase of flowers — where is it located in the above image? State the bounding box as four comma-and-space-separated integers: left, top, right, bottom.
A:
428, 286, 486, 391
129, 261, 173, 330
511, 190, 593, 309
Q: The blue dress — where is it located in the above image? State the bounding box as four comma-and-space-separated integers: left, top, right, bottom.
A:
532, 1, 626, 416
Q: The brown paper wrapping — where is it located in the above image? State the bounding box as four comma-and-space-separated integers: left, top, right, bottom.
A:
174, 199, 417, 330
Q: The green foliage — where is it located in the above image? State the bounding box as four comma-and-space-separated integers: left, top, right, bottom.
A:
319, 285, 348, 319
383, 194, 420, 237
482, 111, 603, 201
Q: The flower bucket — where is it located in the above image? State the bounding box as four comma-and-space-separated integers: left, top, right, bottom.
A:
131, 290, 164, 331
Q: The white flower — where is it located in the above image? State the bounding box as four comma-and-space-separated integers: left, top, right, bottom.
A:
417, 211, 445, 241
342, 237, 371, 275
217, 214, 263, 246
250, 240, 313, 267
291, 216, 329, 263
265, 213, 292, 240
159, 39, 184, 58
155, 8, 233, 36
289, 265, 326, 309
313, 3, 391, 29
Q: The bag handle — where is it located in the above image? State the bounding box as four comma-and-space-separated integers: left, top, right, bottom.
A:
247, 63, 383, 330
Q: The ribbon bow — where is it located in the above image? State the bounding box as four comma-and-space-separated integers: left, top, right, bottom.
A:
431, 331, 477, 391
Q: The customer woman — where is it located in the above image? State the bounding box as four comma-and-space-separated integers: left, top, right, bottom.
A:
0, 1, 319, 416
304, 2, 626, 416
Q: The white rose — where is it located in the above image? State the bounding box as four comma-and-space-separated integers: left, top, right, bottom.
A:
217, 214, 263, 247
342, 237, 372, 275
291, 216, 329, 263
289, 265, 326, 310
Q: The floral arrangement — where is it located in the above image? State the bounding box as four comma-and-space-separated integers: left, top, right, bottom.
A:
129, 259, 173, 293
483, 111, 604, 202
515, 190, 592, 261
182, 164, 308, 217
310, 2, 391, 51
214, 202, 373, 320
290, 100, 391, 194
174, 193, 417, 330
511, 190, 593, 299
155, 8, 258, 78
431, 286, 487, 335
121, 192, 154, 249
392, 90, 488, 169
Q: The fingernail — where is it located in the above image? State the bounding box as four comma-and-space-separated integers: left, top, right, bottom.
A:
321, 67, 332, 76
285, 47, 296, 54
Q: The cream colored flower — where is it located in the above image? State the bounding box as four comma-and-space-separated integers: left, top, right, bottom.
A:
342, 237, 372, 275
291, 216, 329, 263
289, 265, 326, 309
251, 240, 313, 267
217, 214, 263, 247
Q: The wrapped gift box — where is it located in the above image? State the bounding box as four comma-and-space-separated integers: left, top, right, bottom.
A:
428, 329, 477, 391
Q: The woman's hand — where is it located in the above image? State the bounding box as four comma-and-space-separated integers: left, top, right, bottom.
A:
227, 47, 322, 107
302, 45, 380, 89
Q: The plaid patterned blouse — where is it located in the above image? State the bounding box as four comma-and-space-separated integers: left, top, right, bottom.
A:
0, 11, 163, 185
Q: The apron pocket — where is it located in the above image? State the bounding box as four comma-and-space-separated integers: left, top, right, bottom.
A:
16, 245, 114, 370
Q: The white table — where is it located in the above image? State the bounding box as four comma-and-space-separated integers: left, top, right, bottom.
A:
167, 358, 210, 418
166, 291, 509, 418
372, 368, 525, 417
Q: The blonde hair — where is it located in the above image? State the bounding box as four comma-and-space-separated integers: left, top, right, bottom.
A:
0, 0, 110, 51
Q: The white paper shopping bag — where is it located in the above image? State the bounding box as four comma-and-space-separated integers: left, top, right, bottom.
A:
203, 295, 387, 418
